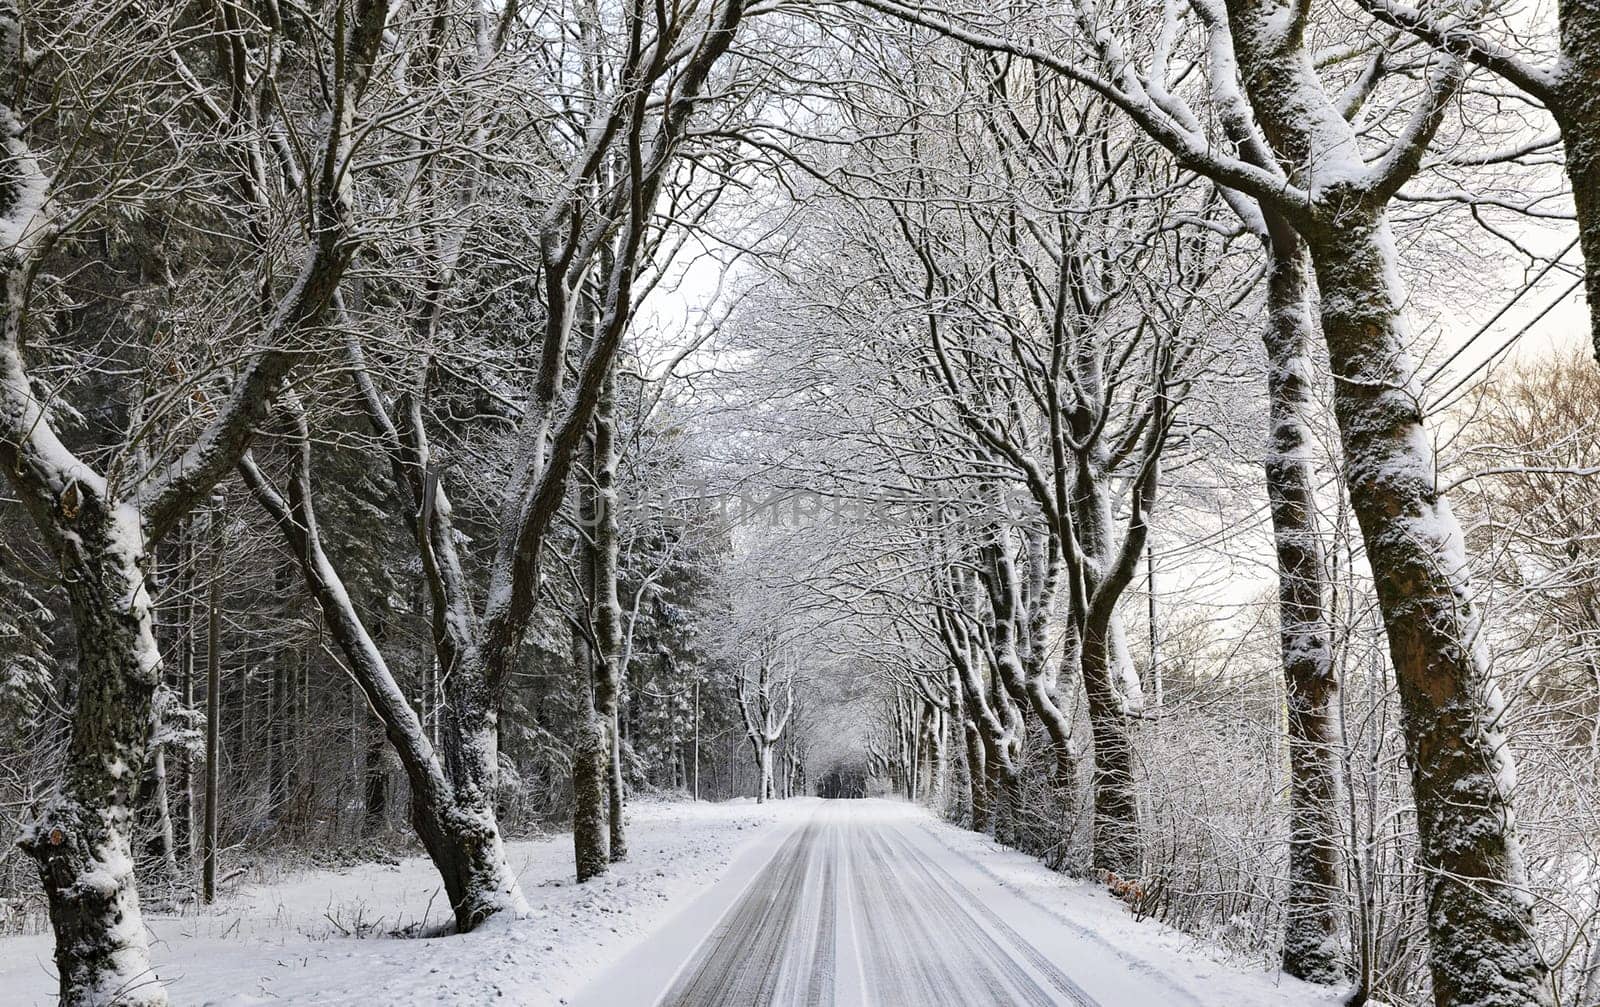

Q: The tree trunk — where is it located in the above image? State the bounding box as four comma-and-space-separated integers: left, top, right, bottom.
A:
362, 727, 389, 838
987, 669, 1026, 845
982, 534, 1077, 782
269, 565, 295, 821
757, 743, 773, 803
572, 710, 610, 882
607, 716, 626, 856
571, 387, 614, 881
963, 715, 989, 832
149, 745, 179, 901
1560, 106, 1600, 358
11, 499, 167, 1007
1208, 3, 1550, 992
241, 432, 528, 932
142, 571, 179, 901
1074, 469, 1145, 873
988, 747, 1023, 847
1081, 621, 1140, 878
202, 501, 223, 907
948, 662, 984, 829
1304, 207, 1547, 1006
1551, 0, 1600, 354
935, 584, 1019, 837
591, 371, 626, 862
1263, 237, 1347, 984
173, 523, 197, 867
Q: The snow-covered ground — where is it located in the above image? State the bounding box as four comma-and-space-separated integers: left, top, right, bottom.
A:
1, 797, 1346, 1006
0, 798, 815, 1006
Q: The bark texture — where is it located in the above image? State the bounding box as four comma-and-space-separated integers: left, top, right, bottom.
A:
572, 711, 611, 881
593, 373, 627, 862
11, 499, 165, 1007
1263, 239, 1346, 984
1306, 210, 1546, 1007
1080, 622, 1139, 878
1071, 425, 1157, 877
1217, 3, 1550, 998
1554, 60, 1600, 356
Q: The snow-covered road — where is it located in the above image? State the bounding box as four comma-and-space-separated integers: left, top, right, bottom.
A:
660, 803, 1099, 1005
578, 800, 1328, 1007
1, 798, 1341, 1005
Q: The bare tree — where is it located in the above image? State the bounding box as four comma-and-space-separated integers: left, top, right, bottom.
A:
735, 634, 796, 803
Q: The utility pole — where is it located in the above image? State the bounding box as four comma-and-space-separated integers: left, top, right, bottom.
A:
202, 495, 223, 904
1147, 539, 1161, 709
692, 677, 700, 801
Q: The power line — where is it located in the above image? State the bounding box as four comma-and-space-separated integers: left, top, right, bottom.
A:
1426, 275, 1586, 416
1420, 236, 1580, 389
1158, 265, 1585, 564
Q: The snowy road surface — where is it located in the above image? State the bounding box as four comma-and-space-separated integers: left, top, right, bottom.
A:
0, 798, 1336, 1005
659, 804, 1097, 1006
576, 800, 1300, 1007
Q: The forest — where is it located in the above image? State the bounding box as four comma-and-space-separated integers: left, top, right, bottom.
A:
1, 0, 1598, 1005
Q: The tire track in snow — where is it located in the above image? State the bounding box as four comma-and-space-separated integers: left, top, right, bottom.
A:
850, 824, 1086, 1006
658, 804, 1103, 1006
658, 818, 835, 1006
869, 824, 1100, 1006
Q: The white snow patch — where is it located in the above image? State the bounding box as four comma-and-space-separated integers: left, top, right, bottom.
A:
0, 116, 49, 259
1, 798, 1347, 1006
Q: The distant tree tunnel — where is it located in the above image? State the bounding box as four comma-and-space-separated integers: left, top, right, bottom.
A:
817, 765, 869, 799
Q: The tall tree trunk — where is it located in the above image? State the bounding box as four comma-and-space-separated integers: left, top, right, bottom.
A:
925, 703, 946, 809
202, 501, 223, 908
1564, 116, 1600, 357
269, 563, 295, 821
987, 667, 1026, 846
572, 709, 610, 881
963, 713, 989, 832
571, 386, 613, 881
948, 663, 982, 829
1555, 6, 1600, 355
143, 547, 179, 900
1263, 237, 1347, 984
1073, 469, 1146, 874
362, 727, 389, 838
1081, 621, 1139, 877
607, 716, 625, 848
1304, 208, 1546, 1006
592, 371, 626, 862
980, 526, 1077, 782
174, 524, 197, 867
1208, 5, 1550, 994
13, 502, 166, 1007
938, 603, 1009, 834
149, 745, 179, 901
758, 743, 774, 803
